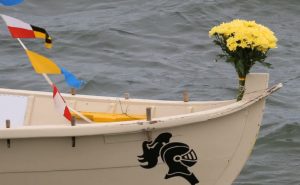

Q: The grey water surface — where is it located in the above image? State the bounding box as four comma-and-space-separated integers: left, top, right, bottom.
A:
0, 0, 299, 184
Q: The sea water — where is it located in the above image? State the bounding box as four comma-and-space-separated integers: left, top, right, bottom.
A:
0, 0, 299, 184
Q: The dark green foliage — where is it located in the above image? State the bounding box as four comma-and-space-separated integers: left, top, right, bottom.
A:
213, 34, 271, 78
212, 34, 272, 101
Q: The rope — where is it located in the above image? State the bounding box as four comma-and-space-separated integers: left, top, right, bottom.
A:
242, 75, 299, 96
113, 75, 292, 117
117, 98, 126, 114
278, 75, 300, 85
116, 98, 136, 119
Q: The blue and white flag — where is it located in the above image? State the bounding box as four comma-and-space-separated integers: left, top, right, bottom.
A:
0, 0, 23, 6
60, 67, 85, 89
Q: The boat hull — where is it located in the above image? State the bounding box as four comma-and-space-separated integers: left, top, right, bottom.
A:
0, 100, 264, 185
0, 73, 282, 185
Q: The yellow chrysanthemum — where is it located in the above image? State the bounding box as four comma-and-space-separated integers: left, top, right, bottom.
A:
209, 19, 277, 52
209, 19, 277, 101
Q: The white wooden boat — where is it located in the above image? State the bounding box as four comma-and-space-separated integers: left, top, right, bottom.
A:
0, 73, 282, 185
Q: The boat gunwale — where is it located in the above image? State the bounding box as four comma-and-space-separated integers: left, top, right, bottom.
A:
0, 88, 233, 105
0, 83, 282, 139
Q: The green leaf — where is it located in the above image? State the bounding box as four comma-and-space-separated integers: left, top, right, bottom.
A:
258, 61, 273, 68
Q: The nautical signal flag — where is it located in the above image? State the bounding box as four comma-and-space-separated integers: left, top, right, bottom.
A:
1, 14, 52, 48
25, 50, 61, 74
60, 67, 86, 89
52, 84, 72, 122
0, 0, 23, 6
25, 49, 85, 88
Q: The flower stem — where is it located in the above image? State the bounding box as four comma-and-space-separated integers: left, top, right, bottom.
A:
237, 77, 245, 101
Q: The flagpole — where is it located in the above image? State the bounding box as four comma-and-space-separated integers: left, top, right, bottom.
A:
17, 38, 27, 50
42, 73, 53, 86
17, 39, 92, 123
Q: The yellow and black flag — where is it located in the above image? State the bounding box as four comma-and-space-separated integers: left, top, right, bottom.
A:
31, 25, 52, 49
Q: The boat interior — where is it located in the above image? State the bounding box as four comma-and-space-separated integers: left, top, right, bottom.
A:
0, 73, 269, 128
0, 88, 234, 127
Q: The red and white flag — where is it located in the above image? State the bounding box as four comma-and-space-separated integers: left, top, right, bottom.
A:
0, 14, 53, 48
52, 84, 72, 122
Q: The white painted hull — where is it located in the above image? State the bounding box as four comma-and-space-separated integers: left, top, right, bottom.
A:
0, 74, 282, 185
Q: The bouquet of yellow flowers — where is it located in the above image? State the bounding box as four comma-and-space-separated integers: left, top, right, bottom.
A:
209, 19, 277, 101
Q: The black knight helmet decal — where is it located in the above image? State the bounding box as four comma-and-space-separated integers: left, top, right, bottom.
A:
138, 132, 199, 185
